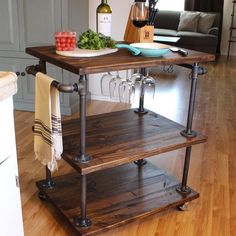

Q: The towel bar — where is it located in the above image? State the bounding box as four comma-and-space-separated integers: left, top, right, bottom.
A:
25, 65, 79, 93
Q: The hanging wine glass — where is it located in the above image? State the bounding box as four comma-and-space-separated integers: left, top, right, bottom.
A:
131, 0, 149, 28
118, 70, 135, 103
130, 69, 142, 84
129, 69, 142, 101
142, 68, 156, 99
109, 71, 124, 99
100, 72, 113, 95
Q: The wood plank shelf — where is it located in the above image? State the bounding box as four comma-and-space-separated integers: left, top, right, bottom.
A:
36, 162, 199, 236
62, 109, 207, 175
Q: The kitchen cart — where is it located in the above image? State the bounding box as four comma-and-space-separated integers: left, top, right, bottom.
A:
25, 45, 214, 236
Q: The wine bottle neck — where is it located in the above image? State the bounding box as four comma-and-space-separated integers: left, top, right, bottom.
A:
101, 0, 108, 4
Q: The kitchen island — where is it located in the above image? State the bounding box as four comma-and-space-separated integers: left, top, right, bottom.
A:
25, 45, 214, 236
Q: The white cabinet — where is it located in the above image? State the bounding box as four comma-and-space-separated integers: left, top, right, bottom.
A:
0, 96, 24, 236
0, 0, 89, 115
0, 156, 24, 236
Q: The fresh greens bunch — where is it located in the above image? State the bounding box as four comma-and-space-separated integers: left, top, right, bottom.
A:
77, 29, 116, 50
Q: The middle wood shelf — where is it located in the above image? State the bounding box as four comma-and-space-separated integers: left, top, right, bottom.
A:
62, 109, 207, 175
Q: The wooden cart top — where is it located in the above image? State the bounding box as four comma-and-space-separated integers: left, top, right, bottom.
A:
25, 45, 215, 75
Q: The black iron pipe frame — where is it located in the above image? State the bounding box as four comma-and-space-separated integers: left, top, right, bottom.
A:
178, 63, 208, 75
28, 61, 92, 225
134, 68, 148, 114
175, 63, 198, 194
25, 64, 79, 93
74, 75, 91, 163
42, 166, 55, 189
39, 60, 46, 75
73, 75, 91, 227
176, 146, 192, 194
26, 60, 83, 189
26, 63, 90, 162
36, 166, 55, 190
176, 62, 207, 194
134, 159, 147, 167
74, 174, 91, 227
180, 62, 199, 138
134, 68, 148, 166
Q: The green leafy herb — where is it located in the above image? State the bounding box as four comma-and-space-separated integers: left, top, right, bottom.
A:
77, 29, 116, 50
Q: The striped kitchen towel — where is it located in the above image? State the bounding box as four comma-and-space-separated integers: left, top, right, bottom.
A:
34, 72, 63, 171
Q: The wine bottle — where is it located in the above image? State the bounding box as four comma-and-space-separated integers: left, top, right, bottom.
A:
96, 0, 112, 37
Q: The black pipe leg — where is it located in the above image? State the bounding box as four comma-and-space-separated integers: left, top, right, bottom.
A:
74, 75, 91, 163
38, 166, 55, 189
134, 68, 148, 114
72, 75, 91, 227
45, 166, 55, 188
74, 175, 91, 227
176, 146, 192, 194
181, 63, 199, 138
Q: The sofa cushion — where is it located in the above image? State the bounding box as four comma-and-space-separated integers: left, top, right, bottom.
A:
177, 31, 218, 46
154, 28, 178, 37
154, 29, 218, 46
154, 10, 180, 30
177, 31, 213, 37
197, 12, 216, 34
177, 11, 200, 32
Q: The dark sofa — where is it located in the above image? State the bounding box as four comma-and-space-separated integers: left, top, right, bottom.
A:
153, 10, 221, 54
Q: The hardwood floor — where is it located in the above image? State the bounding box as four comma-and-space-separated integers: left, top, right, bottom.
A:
15, 56, 236, 236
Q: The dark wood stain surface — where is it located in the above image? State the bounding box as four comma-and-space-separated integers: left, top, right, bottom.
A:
25, 45, 215, 75
62, 109, 207, 174
37, 162, 199, 236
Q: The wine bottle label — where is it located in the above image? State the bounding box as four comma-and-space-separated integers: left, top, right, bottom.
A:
97, 13, 112, 37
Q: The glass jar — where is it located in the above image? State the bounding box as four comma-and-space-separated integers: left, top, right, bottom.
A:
55, 31, 76, 51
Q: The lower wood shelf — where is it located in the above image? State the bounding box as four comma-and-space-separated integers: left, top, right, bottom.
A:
36, 162, 199, 236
